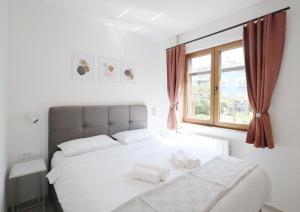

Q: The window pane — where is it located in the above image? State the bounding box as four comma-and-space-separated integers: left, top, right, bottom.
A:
187, 54, 211, 121
219, 68, 252, 125
189, 54, 211, 73
221, 47, 244, 69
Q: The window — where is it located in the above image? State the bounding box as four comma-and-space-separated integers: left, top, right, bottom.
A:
220, 79, 228, 88
184, 40, 252, 130
185, 50, 212, 122
236, 78, 246, 87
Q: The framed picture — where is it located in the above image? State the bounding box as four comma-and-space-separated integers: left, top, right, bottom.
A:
72, 52, 95, 81
120, 60, 136, 84
98, 57, 118, 83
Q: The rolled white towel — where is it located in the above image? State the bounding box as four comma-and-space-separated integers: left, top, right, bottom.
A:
135, 161, 169, 181
186, 152, 201, 167
171, 153, 185, 168
178, 150, 201, 169
177, 150, 193, 168
130, 166, 160, 184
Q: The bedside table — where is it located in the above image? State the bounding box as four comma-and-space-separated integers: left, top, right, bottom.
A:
9, 159, 47, 212
261, 202, 284, 212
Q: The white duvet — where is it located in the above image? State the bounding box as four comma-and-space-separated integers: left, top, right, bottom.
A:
48, 138, 271, 212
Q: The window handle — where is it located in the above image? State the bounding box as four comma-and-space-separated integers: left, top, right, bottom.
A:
214, 86, 218, 95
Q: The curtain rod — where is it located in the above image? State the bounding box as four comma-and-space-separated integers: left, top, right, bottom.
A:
166, 6, 290, 50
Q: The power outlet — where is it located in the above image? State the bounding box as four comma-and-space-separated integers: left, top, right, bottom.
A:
150, 107, 156, 116
18, 149, 41, 160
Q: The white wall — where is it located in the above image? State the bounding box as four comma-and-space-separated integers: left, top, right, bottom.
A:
0, 0, 8, 210
7, 0, 300, 210
7, 0, 168, 203
174, 1, 300, 211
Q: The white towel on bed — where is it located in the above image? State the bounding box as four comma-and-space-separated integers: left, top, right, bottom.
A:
134, 161, 169, 181
130, 166, 160, 184
176, 150, 201, 169
171, 153, 185, 168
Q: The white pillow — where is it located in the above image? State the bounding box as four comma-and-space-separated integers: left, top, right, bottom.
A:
57, 135, 120, 156
112, 129, 159, 144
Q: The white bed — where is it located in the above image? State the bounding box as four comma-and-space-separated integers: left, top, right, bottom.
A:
47, 138, 271, 212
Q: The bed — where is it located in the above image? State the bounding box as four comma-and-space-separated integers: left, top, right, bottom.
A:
48, 105, 271, 212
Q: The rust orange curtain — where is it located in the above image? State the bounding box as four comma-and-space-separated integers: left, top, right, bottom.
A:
166, 45, 186, 130
243, 12, 286, 148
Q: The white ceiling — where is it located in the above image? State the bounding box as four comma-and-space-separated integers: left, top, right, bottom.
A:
41, 0, 266, 42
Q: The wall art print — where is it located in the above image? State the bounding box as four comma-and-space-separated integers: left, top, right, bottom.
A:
120, 60, 135, 84
98, 57, 118, 83
72, 52, 95, 81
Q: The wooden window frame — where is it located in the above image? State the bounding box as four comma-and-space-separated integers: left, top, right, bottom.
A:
183, 40, 249, 131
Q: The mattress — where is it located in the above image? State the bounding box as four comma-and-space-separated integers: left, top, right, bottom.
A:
47, 138, 271, 212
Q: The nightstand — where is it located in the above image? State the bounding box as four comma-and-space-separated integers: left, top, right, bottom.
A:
261, 202, 284, 212
9, 159, 47, 212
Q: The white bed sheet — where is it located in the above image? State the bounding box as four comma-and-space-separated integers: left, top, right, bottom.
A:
48, 138, 271, 212
51, 151, 67, 169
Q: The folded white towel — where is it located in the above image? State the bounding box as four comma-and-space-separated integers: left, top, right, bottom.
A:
135, 161, 169, 181
171, 153, 185, 168
130, 166, 160, 184
177, 150, 201, 169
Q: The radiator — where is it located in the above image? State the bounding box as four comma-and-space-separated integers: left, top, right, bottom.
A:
174, 133, 230, 156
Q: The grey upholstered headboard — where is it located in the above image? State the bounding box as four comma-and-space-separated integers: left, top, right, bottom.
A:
48, 105, 147, 164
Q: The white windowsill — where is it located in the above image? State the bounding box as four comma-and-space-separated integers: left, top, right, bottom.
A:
178, 122, 247, 141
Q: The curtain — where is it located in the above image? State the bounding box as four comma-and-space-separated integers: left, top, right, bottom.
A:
243, 11, 286, 148
166, 45, 186, 130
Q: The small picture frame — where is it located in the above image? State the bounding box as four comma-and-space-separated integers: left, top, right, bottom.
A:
72, 52, 95, 81
98, 57, 118, 83
120, 60, 136, 84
